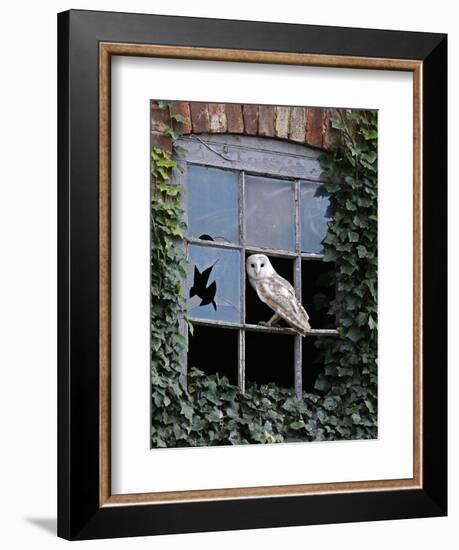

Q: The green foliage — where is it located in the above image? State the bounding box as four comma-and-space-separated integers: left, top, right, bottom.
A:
151, 107, 378, 447
314, 109, 378, 437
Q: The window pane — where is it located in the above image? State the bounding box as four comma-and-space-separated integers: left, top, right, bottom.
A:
187, 244, 241, 323
245, 175, 295, 251
300, 181, 331, 253
245, 331, 294, 388
187, 165, 239, 244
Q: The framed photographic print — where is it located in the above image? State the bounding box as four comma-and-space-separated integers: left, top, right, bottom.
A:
57, 9, 447, 540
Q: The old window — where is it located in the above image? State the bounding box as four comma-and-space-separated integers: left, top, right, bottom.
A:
178, 134, 337, 397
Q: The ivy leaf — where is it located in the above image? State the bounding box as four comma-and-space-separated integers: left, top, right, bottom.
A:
368, 315, 377, 330
347, 327, 363, 343
290, 420, 306, 430
207, 409, 224, 422
348, 231, 359, 242
323, 396, 338, 411
364, 398, 375, 413
323, 249, 337, 262
164, 127, 180, 141
331, 117, 346, 131
324, 181, 340, 193
361, 128, 378, 140
362, 151, 377, 164
357, 245, 368, 258
180, 402, 194, 421
171, 113, 187, 124
345, 199, 357, 211
314, 376, 330, 392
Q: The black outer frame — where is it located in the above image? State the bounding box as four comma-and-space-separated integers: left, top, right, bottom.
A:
57, 9, 447, 540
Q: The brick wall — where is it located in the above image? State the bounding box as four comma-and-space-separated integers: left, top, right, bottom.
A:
151, 101, 342, 153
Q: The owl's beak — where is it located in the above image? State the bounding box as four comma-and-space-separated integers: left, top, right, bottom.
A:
255, 266, 261, 277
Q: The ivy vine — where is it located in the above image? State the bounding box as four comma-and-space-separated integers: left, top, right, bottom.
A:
151, 106, 378, 447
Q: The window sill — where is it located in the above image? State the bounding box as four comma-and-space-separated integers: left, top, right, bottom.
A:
190, 317, 338, 336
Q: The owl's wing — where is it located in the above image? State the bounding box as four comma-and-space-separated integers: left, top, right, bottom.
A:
258, 275, 311, 335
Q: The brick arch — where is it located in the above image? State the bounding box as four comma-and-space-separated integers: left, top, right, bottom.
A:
151, 101, 341, 153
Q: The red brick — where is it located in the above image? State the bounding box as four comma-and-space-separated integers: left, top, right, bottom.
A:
289, 107, 306, 142
151, 102, 171, 133
322, 109, 342, 151
208, 104, 227, 133
225, 104, 244, 133
151, 133, 173, 153
242, 105, 259, 135
274, 106, 290, 139
305, 107, 326, 148
190, 102, 210, 133
258, 105, 275, 137
170, 102, 192, 134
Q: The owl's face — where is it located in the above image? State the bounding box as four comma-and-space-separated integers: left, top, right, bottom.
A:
246, 254, 275, 280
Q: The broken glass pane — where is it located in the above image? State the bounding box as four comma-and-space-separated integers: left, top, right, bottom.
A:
187, 244, 241, 323
187, 165, 239, 244
245, 175, 295, 251
300, 181, 331, 253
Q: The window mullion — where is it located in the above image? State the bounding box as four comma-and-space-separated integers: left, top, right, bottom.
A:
238, 170, 246, 392
294, 180, 303, 399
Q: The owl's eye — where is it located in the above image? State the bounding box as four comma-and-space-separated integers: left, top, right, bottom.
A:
261, 263, 265, 267
251, 264, 255, 268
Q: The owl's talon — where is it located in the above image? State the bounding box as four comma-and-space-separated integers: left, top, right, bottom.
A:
258, 321, 269, 327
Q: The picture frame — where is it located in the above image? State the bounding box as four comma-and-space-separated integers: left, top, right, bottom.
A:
57, 9, 447, 540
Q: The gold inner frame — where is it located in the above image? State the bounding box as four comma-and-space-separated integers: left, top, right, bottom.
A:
99, 42, 423, 507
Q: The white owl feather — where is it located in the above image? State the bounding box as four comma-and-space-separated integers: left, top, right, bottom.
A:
246, 254, 311, 336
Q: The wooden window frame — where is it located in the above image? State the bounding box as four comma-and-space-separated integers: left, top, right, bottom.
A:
178, 133, 338, 397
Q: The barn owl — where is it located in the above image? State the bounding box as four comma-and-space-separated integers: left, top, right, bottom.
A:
246, 254, 311, 337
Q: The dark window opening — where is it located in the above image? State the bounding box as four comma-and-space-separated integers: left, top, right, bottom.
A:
301, 260, 336, 329
302, 337, 324, 392
187, 325, 238, 385
245, 331, 294, 388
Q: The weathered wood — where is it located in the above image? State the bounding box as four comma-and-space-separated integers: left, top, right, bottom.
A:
294, 180, 303, 398
181, 135, 334, 395
239, 171, 246, 392
190, 318, 338, 336
176, 134, 324, 181
187, 236, 324, 261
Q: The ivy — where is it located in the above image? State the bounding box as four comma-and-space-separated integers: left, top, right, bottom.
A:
314, 109, 378, 436
151, 107, 378, 447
